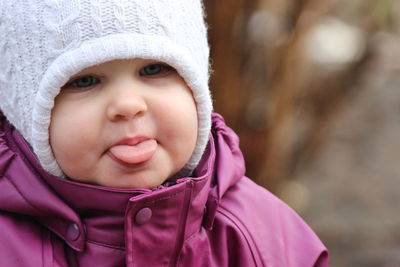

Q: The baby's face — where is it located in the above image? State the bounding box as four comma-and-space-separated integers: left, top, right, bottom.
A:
49, 59, 198, 189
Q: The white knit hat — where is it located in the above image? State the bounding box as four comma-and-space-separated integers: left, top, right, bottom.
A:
0, 0, 212, 177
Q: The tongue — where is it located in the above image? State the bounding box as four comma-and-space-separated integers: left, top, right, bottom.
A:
109, 139, 157, 164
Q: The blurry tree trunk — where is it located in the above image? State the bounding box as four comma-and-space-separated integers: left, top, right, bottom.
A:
204, 0, 248, 126
204, 0, 331, 190
258, 0, 334, 190
204, 0, 270, 185
204, 0, 373, 192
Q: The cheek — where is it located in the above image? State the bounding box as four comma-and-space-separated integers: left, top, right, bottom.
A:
180, 92, 198, 140
154, 88, 198, 158
49, 103, 98, 167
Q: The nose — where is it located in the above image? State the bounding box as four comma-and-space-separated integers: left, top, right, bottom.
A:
106, 86, 148, 122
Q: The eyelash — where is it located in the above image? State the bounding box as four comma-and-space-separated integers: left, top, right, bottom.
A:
63, 63, 175, 90
70, 76, 100, 89
139, 63, 174, 77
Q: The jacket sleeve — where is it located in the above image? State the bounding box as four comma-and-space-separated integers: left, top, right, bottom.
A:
218, 176, 329, 267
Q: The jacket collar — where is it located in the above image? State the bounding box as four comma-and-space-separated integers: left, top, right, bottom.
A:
0, 113, 245, 254
42, 139, 215, 253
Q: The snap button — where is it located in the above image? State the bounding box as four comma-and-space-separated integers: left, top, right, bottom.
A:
135, 207, 152, 225
66, 223, 80, 241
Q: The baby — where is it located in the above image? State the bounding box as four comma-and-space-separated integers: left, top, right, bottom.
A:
50, 58, 199, 189
0, 0, 328, 266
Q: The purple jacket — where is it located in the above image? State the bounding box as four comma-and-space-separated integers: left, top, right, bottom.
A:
0, 112, 328, 267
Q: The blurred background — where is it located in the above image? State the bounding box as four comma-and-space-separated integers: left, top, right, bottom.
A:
204, 0, 400, 266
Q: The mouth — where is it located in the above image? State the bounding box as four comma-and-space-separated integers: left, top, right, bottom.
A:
107, 137, 158, 166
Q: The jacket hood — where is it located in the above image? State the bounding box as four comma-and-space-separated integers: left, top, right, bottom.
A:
0, 112, 245, 251
211, 113, 245, 198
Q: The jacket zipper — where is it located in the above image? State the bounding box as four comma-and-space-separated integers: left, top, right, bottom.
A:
169, 180, 193, 267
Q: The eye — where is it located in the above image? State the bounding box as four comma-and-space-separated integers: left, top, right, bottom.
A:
65, 75, 100, 89
139, 63, 173, 76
